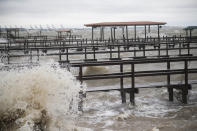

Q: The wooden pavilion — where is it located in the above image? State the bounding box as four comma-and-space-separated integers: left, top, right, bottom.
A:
85, 21, 166, 41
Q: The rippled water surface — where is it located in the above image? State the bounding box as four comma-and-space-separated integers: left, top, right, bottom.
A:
0, 27, 197, 131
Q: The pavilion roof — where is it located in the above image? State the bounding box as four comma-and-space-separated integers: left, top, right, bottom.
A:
184, 26, 197, 30
85, 21, 166, 27
56, 29, 71, 33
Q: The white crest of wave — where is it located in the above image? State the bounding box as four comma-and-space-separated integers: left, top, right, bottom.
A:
0, 61, 85, 130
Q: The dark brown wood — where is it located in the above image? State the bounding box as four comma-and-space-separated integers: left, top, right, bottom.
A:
134, 25, 136, 41
130, 63, 135, 105
167, 61, 173, 101
183, 60, 188, 104
120, 64, 126, 103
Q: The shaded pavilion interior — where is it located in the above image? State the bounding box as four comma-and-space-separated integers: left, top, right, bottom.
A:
56, 29, 72, 38
84, 21, 167, 41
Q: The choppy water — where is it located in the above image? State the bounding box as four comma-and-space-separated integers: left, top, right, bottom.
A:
1, 27, 197, 131
0, 62, 85, 130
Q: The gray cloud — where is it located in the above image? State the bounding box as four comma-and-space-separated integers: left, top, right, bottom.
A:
0, 0, 197, 27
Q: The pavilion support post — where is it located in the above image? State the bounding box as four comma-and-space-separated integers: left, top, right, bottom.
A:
189, 29, 192, 39
14, 30, 16, 38
6, 30, 9, 39
122, 27, 125, 42
148, 25, 151, 33
111, 27, 113, 42
102, 27, 105, 41
186, 30, 188, 37
134, 25, 136, 41
126, 26, 129, 42
113, 27, 116, 42
179, 42, 182, 55
120, 64, 126, 103
92, 27, 94, 43
158, 25, 160, 41
0, 26, 1, 37
100, 27, 102, 41
145, 25, 147, 41
188, 42, 190, 55
100, 27, 104, 41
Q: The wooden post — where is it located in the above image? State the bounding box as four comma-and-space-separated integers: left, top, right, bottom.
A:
143, 44, 145, 57
145, 25, 146, 41
158, 25, 160, 41
79, 65, 83, 83
118, 45, 120, 59
59, 49, 61, 61
93, 46, 96, 60
158, 43, 161, 57
113, 27, 116, 42
122, 27, 125, 42
167, 61, 173, 101
186, 30, 188, 37
0, 26, 1, 37
166, 40, 169, 56
130, 63, 135, 105
189, 29, 192, 38
179, 42, 181, 55
85, 47, 87, 60
37, 49, 39, 61
111, 27, 113, 42
30, 49, 32, 63
100, 27, 102, 41
148, 25, 150, 33
126, 26, 129, 42
66, 47, 69, 61
120, 64, 126, 103
134, 25, 136, 41
110, 45, 112, 59
182, 60, 188, 104
134, 48, 136, 57
92, 27, 94, 43
103, 27, 105, 41
78, 65, 83, 111
188, 42, 190, 55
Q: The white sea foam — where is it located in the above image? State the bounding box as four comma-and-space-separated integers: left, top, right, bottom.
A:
0, 61, 86, 130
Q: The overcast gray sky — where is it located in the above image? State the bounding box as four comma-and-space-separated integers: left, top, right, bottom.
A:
0, 0, 197, 28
